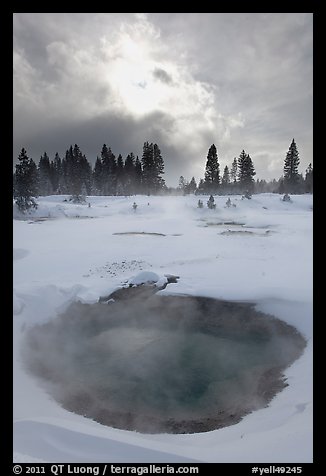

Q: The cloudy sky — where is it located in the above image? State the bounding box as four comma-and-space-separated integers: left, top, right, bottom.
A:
13, 13, 313, 186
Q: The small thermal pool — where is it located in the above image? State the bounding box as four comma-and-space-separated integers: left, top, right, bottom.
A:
22, 293, 305, 434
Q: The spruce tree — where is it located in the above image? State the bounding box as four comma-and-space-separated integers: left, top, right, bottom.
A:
93, 157, 103, 195
221, 165, 230, 193
207, 194, 216, 209
134, 156, 143, 194
64, 144, 91, 201
186, 177, 197, 194
116, 154, 125, 195
50, 153, 63, 193
101, 144, 117, 195
204, 144, 220, 194
66, 145, 82, 199
196, 179, 206, 195
79, 153, 92, 195
141, 142, 165, 194
14, 148, 39, 212
283, 139, 300, 193
305, 163, 313, 193
178, 176, 186, 193
38, 152, 52, 196
141, 141, 153, 194
238, 150, 256, 193
230, 158, 237, 183
153, 143, 165, 192
124, 153, 136, 195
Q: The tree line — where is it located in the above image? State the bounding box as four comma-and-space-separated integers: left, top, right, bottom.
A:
13, 141, 166, 209
178, 139, 312, 196
13, 138, 312, 212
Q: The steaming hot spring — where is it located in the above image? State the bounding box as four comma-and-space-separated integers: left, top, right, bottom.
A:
22, 278, 305, 434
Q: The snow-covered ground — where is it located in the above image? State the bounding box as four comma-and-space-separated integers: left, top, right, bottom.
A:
13, 193, 313, 463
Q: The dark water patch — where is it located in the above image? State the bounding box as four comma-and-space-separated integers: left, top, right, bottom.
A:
113, 232, 166, 237
13, 248, 29, 261
27, 217, 55, 224
220, 230, 271, 236
206, 221, 246, 227
67, 216, 97, 219
22, 293, 305, 434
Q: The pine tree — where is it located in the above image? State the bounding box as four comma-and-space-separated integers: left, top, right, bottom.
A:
238, 150, 256, 193
67, 145, 82, 199
124, 153, 136, 195
186, 177, 197, 194
178, 176, 186, 193
221, 165, 230, 194
64, 145, 76, 195
92, 157, 103, 195
14, 148, 39, 212
196, 179, 206, 195
283, 139, 300, 193
204, 144, 220, 193
153, 143, 165, 192
64, 144, 91, 201
141, 142, 165, 194
116, 154, 125, 195
79, 153, 92, 195
230, 158, 237, 183
50, 153, 63, 193
38, 152, 52, 195
207, 194, 216, 209
134, 156, 142, 194
141, 142, 153, 194
101, 144, 117, 195
305, 163, 313, 193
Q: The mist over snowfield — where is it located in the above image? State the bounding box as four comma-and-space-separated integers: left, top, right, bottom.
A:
13, 193, 313, 462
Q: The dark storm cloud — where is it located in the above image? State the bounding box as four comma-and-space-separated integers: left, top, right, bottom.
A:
13, 13, 313, 184
153, 68, 173, 84
13, 109, 190, 184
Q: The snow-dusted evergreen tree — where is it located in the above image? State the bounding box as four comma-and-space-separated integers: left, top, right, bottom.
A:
204, 144, 220, 193
207, 194, 216, 209
141, 142, 165, 194
283, 139, 300, 193
178, 176, 187, 194
38, 152, 53, 195
230, 157, 239, 193
221, 165, 230, 193
14, 148, 39, 212
230, 158, 238, 184
238, 150, 256, 193
196, 178, 206, 195
101, 144, 117, 195
186, 177, 197, 194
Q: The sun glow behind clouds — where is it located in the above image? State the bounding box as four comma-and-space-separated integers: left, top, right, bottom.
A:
101, 25, 178, 117
98, 16, 244, 170
103, 34, 170, 116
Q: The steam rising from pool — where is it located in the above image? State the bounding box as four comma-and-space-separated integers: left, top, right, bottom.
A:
22, 293, 306, 433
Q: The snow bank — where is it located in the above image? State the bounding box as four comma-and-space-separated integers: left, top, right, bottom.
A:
13, 193, 313, 462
